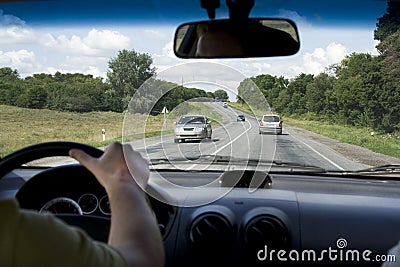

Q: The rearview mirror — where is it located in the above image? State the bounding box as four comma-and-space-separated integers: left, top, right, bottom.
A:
174, 18, 300, 59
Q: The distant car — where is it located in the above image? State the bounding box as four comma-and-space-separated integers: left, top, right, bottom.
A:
259, 114, 282, 135
237, 114, 245, 122
174, 115, 212, 143
223, 103, 228, 108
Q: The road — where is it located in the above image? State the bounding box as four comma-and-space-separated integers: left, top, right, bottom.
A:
129, 102, 369, 172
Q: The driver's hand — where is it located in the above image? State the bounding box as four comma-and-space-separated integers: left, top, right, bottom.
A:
69, 142, 149, 191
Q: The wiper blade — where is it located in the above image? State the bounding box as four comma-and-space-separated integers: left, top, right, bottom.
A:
149, 155, 327, 172
355, 164, 400, 173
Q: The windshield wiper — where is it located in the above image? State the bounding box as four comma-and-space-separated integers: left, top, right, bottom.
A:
355, 164, 400, 173
149, 155, 327, 172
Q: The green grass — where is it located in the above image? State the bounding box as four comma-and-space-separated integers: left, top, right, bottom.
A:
285, 118, 400, 159
0, 102, 223, 157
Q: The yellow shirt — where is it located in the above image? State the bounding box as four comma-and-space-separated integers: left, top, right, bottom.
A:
0, 198, 127, 267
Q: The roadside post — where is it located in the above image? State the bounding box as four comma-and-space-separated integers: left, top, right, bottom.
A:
162, 107, 169, 130
102, 128, 106, 141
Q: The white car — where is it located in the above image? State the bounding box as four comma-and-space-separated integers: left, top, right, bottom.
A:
258, 114, 282, 135
174, 115, 212, 143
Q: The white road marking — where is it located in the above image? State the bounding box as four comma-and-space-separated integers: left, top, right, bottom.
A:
211, 121, 252, 155
289, 134, 345, 171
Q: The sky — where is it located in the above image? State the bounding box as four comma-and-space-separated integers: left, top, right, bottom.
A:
0, 0, 388, 101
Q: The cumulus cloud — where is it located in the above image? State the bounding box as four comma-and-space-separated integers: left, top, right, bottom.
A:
291, 42, 347, 75
0, 9, 24, 26
0, 10, 35, 44
41, 28, 131, 57
0, 49, 38, 75
153, 41, 187, 72
46, 65, 106, 79
144, 29, 167, 40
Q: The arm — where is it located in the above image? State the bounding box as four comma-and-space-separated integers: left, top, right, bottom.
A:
69, 142, 165, 267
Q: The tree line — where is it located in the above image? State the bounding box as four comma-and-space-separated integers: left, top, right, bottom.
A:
238, 0, 400, 134
0, 49, 228, 114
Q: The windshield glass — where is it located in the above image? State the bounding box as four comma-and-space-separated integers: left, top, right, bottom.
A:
263, 116, 280, 122
178, 116, 206, 124
1, 0, 400, 173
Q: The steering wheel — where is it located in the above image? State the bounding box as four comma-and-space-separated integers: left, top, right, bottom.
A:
0, 141, 103, 178
0, 141, 110, 241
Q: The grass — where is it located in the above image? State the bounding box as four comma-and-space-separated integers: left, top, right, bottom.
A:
0, 102, 223, 157
0, 105, 125, 157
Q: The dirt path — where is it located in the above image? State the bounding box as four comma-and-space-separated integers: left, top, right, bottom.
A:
286, 125, 400, 168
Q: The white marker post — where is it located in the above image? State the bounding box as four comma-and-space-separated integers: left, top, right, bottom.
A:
102, 128, 106, 142
161, 107, 169, 130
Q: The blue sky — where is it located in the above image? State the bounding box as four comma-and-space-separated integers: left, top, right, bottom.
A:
0, 0, 388, 100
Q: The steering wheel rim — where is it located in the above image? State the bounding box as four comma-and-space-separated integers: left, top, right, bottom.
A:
0, 141, 104, 179
0, 141, 110, 241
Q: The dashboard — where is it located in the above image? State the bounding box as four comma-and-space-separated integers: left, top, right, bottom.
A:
2, 164, 400, 267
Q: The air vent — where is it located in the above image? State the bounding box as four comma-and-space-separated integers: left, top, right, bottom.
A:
244, 214, 289, 250
189, 212, 233, 251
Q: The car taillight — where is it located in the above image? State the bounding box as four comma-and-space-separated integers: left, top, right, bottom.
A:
259, 122, 264, 126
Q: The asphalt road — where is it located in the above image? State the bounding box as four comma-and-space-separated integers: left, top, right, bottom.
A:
130, 102, 369, 172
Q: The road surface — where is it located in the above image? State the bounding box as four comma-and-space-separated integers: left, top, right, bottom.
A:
130, 102, 370, 172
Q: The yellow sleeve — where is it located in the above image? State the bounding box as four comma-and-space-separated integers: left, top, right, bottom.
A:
1, 199, 127, 267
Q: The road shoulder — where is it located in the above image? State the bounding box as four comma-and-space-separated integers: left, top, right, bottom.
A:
285, 124, 400, 167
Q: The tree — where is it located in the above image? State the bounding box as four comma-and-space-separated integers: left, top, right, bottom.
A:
107, 49, 156, 112
333, 53, 383, 127
0, 67, 19, 81
214, 89, 229, 101
305, 73, 334, 116
374, 0, 400, 43
26, 86, 47, 109
285, 73, 313, 115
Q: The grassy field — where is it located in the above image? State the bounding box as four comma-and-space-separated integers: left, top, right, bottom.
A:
0, 102, 222, 157
0, 105, 125, 157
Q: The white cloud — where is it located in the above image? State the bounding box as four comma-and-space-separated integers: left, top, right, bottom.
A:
0, 49, 38, 75
144, 29, 167, 40
45, 66, 106, 79
153, 41, 188, 72
291, 42, 347, 75
0, 10, 35, 44
84, 29, 131, 51
41, 28, 131, 57
0, 9, 24, 26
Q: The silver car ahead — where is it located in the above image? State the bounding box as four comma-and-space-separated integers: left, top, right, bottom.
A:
174, 115, 212, 143
259, 114, 283, 135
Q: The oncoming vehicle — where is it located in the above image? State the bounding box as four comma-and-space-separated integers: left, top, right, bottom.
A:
259, 114, 282, 135
237, 114, 245, 122
1, 0, 400, 267
173, 115, 212, 143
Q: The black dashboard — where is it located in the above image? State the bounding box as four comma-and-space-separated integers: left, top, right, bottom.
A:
2, 165, 400, 267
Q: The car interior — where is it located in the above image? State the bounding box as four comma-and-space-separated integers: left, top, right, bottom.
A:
1, 0, 400, 267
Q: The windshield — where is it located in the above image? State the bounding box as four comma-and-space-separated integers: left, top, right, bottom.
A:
263, 116, 280, 122
178, 116, 206, 124
1, 0, 400, 173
